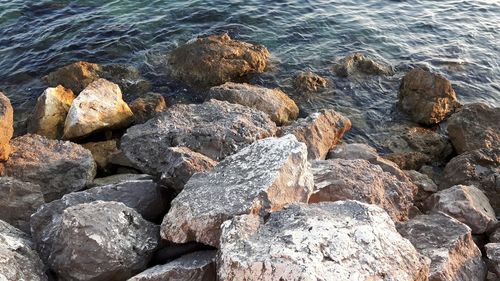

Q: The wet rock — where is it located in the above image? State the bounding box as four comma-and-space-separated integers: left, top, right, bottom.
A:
279, 109, 351, 160
423, 185, 497, 234
0, 91, 14, 161
31, 178, 168, 262
2, 134, 96, 202
207, 82, 299, 125
398, 68, 460, 125
63, 78, 134, 139
397, 213, 487, 281
333, 53, 394, 77
128, 250, 216, 281
404, 170, 438, 206
82, 139, 119, 173
121, 99, 277, 162
129, 92, 167, 124
99, 64, 152, 101
168, 33, 269, 88
0, 177, 44, 233
0, 220, 48, 281
47, 201, 159, 281
486, 243, 500, 277
309, 159, 417, 221
160, 135, 313, 247
218, 201, 429, 281
44, 61, 101, 94
293, 71, 328, 92
91, 173, 153, 187
447, 103, 500, 154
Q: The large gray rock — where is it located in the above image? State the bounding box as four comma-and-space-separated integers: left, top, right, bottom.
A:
447, 103, 500, 154
397, 213, 487, 281
0, 91, 14, 161
47, 201, 159, 281
309, 159, 417, 221
31, 178, 168, 262
2, 134, 96, 202
0, 177, 44, 233
161, 135, 313, 247
128, 250, 216, 281
218, 201, 429, 281
333, 53, 394, 77
279, 109, 351, 160
486, 243, 500, 278
121, 99, 277, 162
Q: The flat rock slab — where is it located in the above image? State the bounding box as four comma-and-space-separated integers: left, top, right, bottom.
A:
217, 201, 429, 281
161, 135, 313, 247
0, 91, 14, 161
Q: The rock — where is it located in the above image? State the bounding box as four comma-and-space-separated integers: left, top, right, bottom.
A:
490, 228, 500, 243
398, 68, 460, 125
129, 92, 167, 124
423, 185, 497, 234
397, 213, 487, 281
419, 165, 445, 187
308, 159, 417, 221
44, 61, 101, 94
207, 82, 299, 125
0, 220, 48, 281
160, 135, 313, 247
91, 173, 153, 187
0, 91, 14, 161
168, 33, 269, 88
333, 53, 394, 77
486, 243, 500, 277
27, 85, 75, 139
121, 99, 277, 162
279, 109, 351, 160
404, 170, 438, 205
447, 103, 500, 154
2, 134, 96, 202
293, 71, 328, 92
128, 250, 216, 281
31, 178, 168, 262
82, 139, 119, 173
0, 177, 44, 233
47, 201, 159, 281
218, 201, 429, 281
99, 64, 151, 101
63, 78, 134, 139
442, 148, 500, 211
384, 152, 431, 171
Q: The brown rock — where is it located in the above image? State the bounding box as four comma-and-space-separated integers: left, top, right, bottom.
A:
129, 92, 167, 124
333, 53, 394, 77
404, 170, 438, 206
82, 139, 119, 173
44, 61, 101, 94
0, 91, 14, 161
293, 71, 328, 92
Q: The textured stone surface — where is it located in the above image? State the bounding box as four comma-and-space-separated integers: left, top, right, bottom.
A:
279, 109, 351, 160
218, 201, 429, 281
82, 139, 119, 173
486, 243, 500, 277
0, 91, 14, 161
2, 134, 96, 202
129, 92, 167, 124
122, 99, 277, 162
99, 64, 152, 101
404, 170, 438, 205
27, 85, 75, 139
208, 82, 299, 125
161, 135, 313, 247
91, 173, 153, 187
309, 159, 417, 221
63, 78, 134, 139
397, 213, 487, 281
168, 33, 269, 88
44, 61, 101, 94
293, 71, 328, 92
447, 103, 500, 154
333, 53, 394, 77
128, 250, 216, 281
398, 68, 460, 125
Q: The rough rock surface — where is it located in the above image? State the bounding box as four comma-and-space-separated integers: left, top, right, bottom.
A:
129, 92, 167, 124
99, 64, 151, 101
486, 243, 500, 277
333, 53, 394, 77
423, 185, 497, 234
168, 34, 269, 88
44, 61, 101, 94
161, 135, 313, 247
121, 99, 277, 162
404, 170, 438, 205
309, 159, 417, 221
0, 177, 44, 233
207, 82, 299, 125
27, 85, 75, 139
447, 103, 500, 154
47, 201, 159, 281
293, 71, 328, 92
398, 68, 460, 125
2, 134, 96, 202
0, 220, 48, 281
397, 213, 487, 281
82, 139, 119, 173
31, 178, 168, 262
279, 109, 351, 160
63, 78, 134, 139
218, 201, 429, 281
0, 91, 14, 161
91, 174, 152, 187
128, 250, 216, 281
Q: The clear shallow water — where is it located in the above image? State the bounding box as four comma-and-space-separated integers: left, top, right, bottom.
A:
0, 0, 499, 148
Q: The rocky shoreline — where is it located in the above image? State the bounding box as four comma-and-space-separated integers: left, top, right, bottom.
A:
0, 33, 499, 280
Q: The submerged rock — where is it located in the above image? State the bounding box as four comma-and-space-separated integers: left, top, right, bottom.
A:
0, 91, 14, 161
44, 61, 101, 94
398, 68, 460, 125
160, 135, 313, 247
218, 201, 429, 281
168, 33, 270, 88
293, 71, 328, 92
129, 92, 167, 124
207, 82, 299, 125
333, 53, 394, 77
90, 173, 152, 187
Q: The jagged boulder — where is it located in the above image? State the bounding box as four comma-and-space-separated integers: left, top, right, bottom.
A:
129, 92, 167, 124
44, 61, 101, 94
333, 53, 394, 77
293, 71, 328, 92
0, 91, 14, 161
